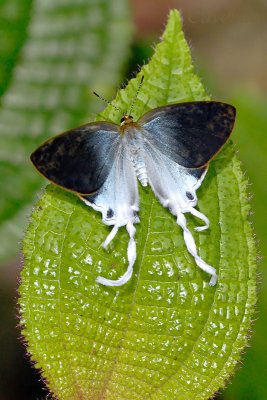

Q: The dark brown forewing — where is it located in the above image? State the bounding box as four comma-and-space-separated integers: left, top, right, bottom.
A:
30, 122, 120, 195
139, 101, 236, 168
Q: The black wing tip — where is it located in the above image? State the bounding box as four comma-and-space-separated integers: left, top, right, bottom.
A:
227, 103, 236, 120
191, 100, 236, 117
30, 149, 39, 167
30, 147, 45, 172
205, 101, 236, 131
30, 149, 36, 162
221, 102, 236, 130
219, 101, 236, 113
211, 101, 236, 118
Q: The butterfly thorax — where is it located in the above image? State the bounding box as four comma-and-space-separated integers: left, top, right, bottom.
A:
119, 115, 141, 133
120, 114, 134, 127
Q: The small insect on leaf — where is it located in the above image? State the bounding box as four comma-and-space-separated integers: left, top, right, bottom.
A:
31, 77, 236, 287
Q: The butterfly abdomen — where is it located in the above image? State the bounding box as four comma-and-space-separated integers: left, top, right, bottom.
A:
125, 127, 148, 187
131, 154, 147, 186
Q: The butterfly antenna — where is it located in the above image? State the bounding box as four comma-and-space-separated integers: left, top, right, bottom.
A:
93, 91, 123, 114
128, 75, 144, 116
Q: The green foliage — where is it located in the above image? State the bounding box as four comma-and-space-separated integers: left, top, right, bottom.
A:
0, 0, 132, 262
0, 0, 33, 98
19, 10, 257, 400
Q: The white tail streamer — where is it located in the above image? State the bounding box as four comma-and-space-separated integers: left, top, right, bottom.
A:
176, 210, 217, 286
101, 224, 119, 249
189, 207, 210, 232
96, 220, 137, 286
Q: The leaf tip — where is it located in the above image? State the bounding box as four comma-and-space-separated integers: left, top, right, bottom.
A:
165, 8, 183, 31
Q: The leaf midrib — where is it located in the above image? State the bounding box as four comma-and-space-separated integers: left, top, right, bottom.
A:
95, 190, 155, 398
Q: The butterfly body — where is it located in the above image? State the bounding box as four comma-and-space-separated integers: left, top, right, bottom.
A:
120, 126, 148, 186
31, 100, 236, 287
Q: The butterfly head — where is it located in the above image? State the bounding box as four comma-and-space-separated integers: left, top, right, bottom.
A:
120, 115, 134, 126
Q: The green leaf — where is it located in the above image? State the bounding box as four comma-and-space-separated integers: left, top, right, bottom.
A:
0, 0, 132, 262
0, 0, 33, 98
19, 10, 257, 400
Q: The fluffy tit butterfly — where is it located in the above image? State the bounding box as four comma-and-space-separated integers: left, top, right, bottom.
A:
31, 77, 236, 287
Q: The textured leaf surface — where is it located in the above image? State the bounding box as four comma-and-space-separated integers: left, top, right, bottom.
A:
19, 10, 257, 400
0, 0, 132, 261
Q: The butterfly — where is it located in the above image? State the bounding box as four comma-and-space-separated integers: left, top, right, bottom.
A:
31, 85, 236, 287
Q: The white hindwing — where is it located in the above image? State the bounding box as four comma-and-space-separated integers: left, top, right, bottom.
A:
82, 140, 139, 286
141, 130, 217, 285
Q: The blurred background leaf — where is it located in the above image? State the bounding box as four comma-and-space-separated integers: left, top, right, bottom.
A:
0, 0, 33, 98
1, 0, 267, 399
